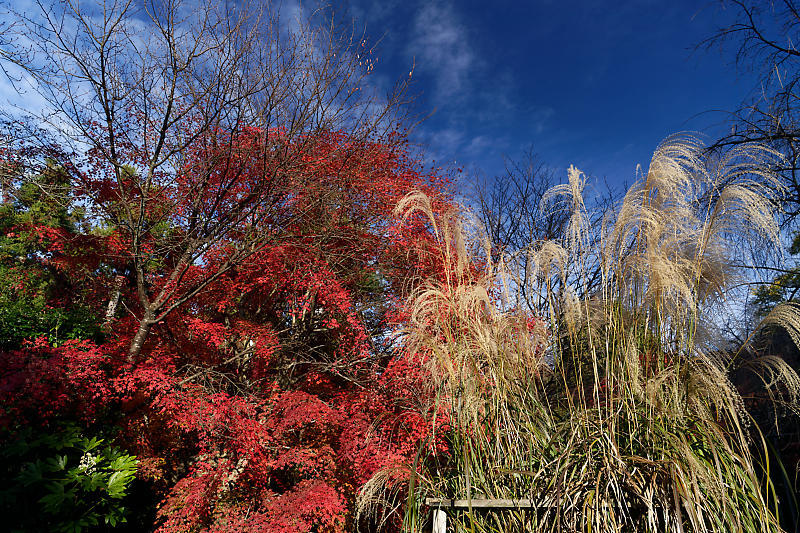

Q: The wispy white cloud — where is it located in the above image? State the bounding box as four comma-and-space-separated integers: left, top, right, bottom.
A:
465, 135, 492, 156
530, 107, 555, 134
426, 127, 465, 156
348, 0, 402, 29
407, 1, 474, 103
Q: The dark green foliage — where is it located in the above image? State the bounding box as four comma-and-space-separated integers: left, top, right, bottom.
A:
753, 232, 800, 318
0, 159, 101, 349
0, 424, 138, 532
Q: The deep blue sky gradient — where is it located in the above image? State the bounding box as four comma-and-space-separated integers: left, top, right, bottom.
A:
345, 0, 758, 192
0, 0, 761, 194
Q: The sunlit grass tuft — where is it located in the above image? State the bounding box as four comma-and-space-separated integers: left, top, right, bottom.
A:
360, 136, 800, 532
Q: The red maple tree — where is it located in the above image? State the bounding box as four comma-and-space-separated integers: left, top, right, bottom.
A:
0, 127, 456, 531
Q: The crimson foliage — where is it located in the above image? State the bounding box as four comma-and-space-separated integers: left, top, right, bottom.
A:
0, 129, 455, 531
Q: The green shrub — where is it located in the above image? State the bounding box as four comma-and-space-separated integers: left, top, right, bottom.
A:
0, 424, 137, 532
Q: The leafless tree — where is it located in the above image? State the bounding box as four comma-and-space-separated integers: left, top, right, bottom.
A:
473, 148, 617, 316
476, 149, 566, 256
473, 149, 566, 314
701, 0, 800, 227
695, 0, 800, 343
0, 0, 413, 362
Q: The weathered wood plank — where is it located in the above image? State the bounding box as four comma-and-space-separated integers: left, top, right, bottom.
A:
425, 498, 544, 509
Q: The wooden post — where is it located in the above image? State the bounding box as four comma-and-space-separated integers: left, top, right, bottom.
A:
432, 508, 447, 533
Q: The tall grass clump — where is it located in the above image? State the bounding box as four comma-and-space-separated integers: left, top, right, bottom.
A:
359, 135, 800, 532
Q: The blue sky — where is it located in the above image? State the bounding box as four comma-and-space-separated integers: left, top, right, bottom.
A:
0, 0, 757, 194
344, 0, 757, 191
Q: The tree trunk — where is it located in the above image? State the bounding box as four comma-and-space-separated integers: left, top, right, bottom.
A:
127, 315, 153, 363
104, 275, 124, 325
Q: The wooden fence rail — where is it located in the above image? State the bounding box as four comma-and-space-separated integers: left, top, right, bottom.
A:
425, 497, 651, 532
425, 498, 542, 533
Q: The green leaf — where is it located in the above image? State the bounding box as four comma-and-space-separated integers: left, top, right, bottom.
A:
82, 437, 102, 452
